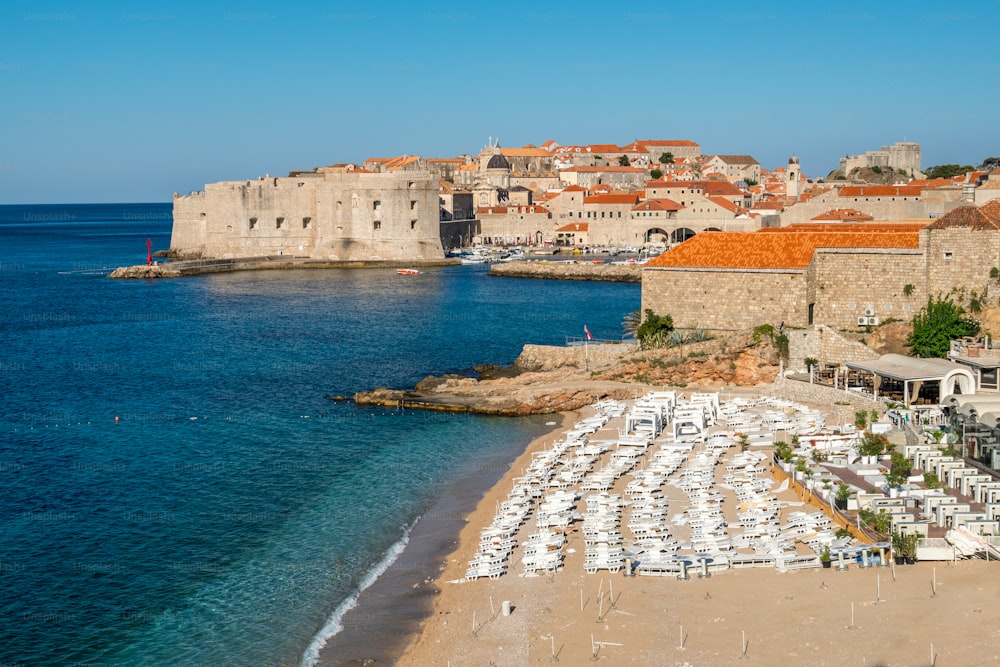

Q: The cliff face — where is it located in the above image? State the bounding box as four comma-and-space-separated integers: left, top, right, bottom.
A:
352, 334, 780, 415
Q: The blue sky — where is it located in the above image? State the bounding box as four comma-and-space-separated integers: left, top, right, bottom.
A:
2, 1, 997, 203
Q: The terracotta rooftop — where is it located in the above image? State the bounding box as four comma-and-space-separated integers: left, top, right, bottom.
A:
556, 222, 589, 232
926, 204, 1000, 231
634, 139, 700, 147
584, 193, 641, 205
500, 146, 551, 157
759, 222, 929, 233
811, 208, 875, 221
706, 196, 748, 216
645, 230, 920, 270
632, 198, 683, 212
561, 166, 645, 173
838, 185, 922, 197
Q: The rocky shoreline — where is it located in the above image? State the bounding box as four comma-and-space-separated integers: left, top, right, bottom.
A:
352, 336, 782, 416
108, 256, 459, 279
489, 259, 641, 282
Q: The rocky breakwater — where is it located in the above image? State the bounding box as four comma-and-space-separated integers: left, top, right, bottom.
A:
352, 342, 639, 415
107, 264, 182, 279
490, 260, 641, 282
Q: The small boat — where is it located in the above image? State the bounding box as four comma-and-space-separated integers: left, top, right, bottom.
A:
396, 268, 422, 275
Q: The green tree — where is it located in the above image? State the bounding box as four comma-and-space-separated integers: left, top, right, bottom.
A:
618, 155, 631, 167
650, 168, 663, 180
636, 308, 674, 350
980, 157, 1000, 171
924, 164, 975, 179
659, 152, 674, 164
621, 310, 641, 339
907, 296, 979, 358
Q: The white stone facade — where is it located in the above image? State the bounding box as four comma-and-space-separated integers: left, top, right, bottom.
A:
171, 171, 444, 261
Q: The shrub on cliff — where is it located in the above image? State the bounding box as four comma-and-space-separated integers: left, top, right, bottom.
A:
907, 296, 978, 358
636, 309, 674, 350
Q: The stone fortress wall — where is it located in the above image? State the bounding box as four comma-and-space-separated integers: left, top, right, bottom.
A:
839, 141, 922, 177
172, 171, 443, 261
643, 216, 1000, 334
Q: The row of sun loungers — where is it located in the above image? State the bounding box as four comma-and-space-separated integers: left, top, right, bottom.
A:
466, 392, 849, 581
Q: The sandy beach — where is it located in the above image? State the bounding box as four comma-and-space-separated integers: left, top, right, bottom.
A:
395, 395, 1000, 667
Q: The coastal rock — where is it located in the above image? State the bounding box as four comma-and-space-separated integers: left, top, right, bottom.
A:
490, 260, 640, 282
352, 333, 782, 416
107, 264, 181, 279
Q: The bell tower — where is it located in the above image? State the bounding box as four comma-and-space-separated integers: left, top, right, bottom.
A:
786, 155, 800, 201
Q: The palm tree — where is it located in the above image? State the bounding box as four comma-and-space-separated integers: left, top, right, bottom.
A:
622, 310, 641, 339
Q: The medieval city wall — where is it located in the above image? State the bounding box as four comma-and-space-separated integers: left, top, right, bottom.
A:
923, 226, 1000, 299
172, 171, 443, 261
642, 267, 808, 332
787, 325, 880, 371
809, 247, 926, 329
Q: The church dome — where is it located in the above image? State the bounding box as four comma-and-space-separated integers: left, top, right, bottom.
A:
486, 153, 511, 170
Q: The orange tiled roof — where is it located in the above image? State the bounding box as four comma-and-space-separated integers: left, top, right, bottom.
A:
556, 222, 589, 232
584, 193, 641, 205
645, 230, 920, 270
632, 198, 682, 212
907, 178, 953, 189
560, 166, 645, 173
811, 208, 875, 221
838, 185, 922, 197
501, 146, 551, 157
707, 196, 748, 215
563, 185, 587, 192
586, 144, 623, 153
634, 139, 700, 147
980, 199, 1000, 219
926, 204, 1000, 230
427, 158, 462, 163
758, 222, 930, 233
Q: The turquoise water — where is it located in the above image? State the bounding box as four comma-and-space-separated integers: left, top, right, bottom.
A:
0, 204, 639, 665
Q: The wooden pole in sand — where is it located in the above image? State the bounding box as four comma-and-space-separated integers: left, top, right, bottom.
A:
932, 567, 937, 598
848, 601, 856, 630
490, 595, 496, 619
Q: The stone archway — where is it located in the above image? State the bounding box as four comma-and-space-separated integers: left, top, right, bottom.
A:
645, 228, 668, 244
671, 227, 696, 244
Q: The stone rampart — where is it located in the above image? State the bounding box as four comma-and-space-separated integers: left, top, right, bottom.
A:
787, 325, 879, 369
642, 267, 807, 331
171, 170, 443, 262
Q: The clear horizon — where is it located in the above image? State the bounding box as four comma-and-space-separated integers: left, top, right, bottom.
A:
2, 1, 997, 204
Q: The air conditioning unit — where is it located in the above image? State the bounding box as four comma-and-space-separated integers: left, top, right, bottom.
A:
864, 306, 876, 316
868, 316, 880, 326
857, 316, 870, 326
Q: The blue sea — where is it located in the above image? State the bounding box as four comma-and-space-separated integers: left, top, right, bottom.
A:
0, 203, 639, 666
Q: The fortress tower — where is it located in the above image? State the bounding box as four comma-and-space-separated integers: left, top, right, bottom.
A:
786, 155, 800, 201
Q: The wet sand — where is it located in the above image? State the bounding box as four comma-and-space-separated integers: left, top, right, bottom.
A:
394, 401, 1000, 667
316, 413, 576, 666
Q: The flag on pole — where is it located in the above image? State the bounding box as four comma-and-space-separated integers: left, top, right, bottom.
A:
584, 325, 593, 341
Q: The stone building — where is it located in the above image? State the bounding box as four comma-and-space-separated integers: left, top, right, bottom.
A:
778, 182, 967, 225
171, 169, 443, 261
704, 155, 761, 183
839, 141, 922, 177
475, 205, 554, 246
642, 202, 1000, 333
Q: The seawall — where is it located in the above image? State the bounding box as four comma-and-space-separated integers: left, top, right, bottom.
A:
108, 256, 459, 279
489, 260, 641, 282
